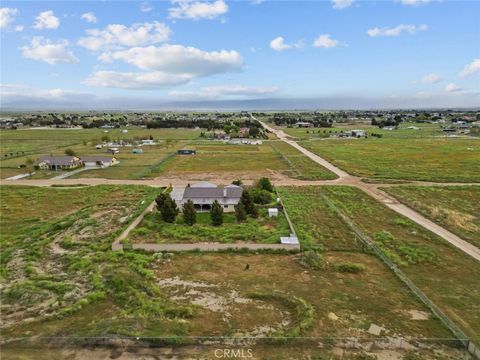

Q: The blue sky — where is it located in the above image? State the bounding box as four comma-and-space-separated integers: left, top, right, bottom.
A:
1, 0, 479, 109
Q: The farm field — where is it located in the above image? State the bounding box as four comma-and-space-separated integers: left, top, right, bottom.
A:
129, 208, 291, 244
158, 142, 336, 181
382, 185, 480, 248
300, 138, 480, 182
0, 127, 203, 179
279, 186, 480, 343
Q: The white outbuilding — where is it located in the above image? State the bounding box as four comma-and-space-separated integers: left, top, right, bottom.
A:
268, 208, 279, 217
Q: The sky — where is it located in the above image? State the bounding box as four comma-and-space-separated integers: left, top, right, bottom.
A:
0, 0, 479, 110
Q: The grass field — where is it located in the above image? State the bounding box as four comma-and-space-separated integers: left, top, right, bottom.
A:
300, 138, 480, 182
279, 186, 480, 343
0, 127, 202, 179
382, 185, 480, 248
129, 208, 291, 244
0, 184, 472, 358
158, 142, 336, 180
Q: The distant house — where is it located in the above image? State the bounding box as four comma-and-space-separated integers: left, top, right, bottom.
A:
141, 139, 156, 145
35, 156, 83, 170
177, 149, 196, 155
107, 148, 119, 154
132, 148, 143, 154
81, 156, 118, 168
173, 182, 243, 212
295, 121, 313, 128
351, 129, 366, 138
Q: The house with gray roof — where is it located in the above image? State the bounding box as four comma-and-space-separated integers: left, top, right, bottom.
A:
80, 156, 118, 167
34, 156, 83, 170
173, 182, 243, 212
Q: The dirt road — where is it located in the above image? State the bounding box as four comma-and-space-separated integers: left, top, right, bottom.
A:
254, 116, 480, 262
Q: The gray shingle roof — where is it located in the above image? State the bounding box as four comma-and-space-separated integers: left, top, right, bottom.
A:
35, 156, 81, 166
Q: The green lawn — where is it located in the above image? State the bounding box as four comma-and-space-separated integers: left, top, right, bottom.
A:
300, 138, 480, 182
129, 208, 291, 244
382, 185, 480, 248
279, 186, 480, 343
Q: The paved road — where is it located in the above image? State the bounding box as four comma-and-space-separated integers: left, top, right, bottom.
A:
254, 116, 480, 262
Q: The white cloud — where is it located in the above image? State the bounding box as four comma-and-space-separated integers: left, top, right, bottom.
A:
332, 0, 354, 9
14, 24, 24, 32
313, 34, 340, 48
169, 0, 228, 20
81, 12, 97, 24
445, 83, 462, 93
367, 24, 428, 37
0, 7, 18, 28
101, 44, 243, 75
33, 10, 60, 30
250, 0, 265, 4
415, 73, 442, 84
269, 36, 303, 51
400, 0, 431, 6
459, 58, 480, 78
78, 21, 171, 51
169, 84, 279, 99
140, 2, 153, 12
83, 71, 194, 89
21, 37, 79, 64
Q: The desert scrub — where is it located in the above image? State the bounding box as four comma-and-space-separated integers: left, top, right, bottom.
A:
298, 250, 325, 270
374, 231, 436, 266
334, 262, 365, 273
248, 291, 315, 339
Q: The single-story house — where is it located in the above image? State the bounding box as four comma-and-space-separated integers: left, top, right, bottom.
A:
295, 121, 313, 128
177, 149, 196, 155
351, 129, 366, 138
35, 156, 83, 170
81, 156, 118, 167
174, 182, 243, 212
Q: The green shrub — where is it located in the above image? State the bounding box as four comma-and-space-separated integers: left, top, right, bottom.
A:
334, 262, 366, 273
298, 251, 325, 270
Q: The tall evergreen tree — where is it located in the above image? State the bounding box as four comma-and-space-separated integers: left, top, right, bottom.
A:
183, 200, 196, 226
240, 190, 257, 217
234, 202, 247, 222
158, 195, 178, 223
210, 200, 224, 226
155, 193, 168, 212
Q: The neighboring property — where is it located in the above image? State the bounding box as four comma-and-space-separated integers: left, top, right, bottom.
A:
80, 156, 119, 168
350, 129, 366, 138
34, 156, 83, 170
295, 121, 313, 128
173, 182, 243, 212
177, 149, 196, 155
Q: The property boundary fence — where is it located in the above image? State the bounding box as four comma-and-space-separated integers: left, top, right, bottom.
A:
318, 192, 480, 359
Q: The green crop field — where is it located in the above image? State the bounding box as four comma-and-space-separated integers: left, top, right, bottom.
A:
300, 138, 480, 182
382, 185, 480, 248
158, 142, 336, 180
279, 186, 480, 343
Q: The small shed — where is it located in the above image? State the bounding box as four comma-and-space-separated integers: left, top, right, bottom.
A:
132, 148, 143, 154
177, 149, 196, 155
280, 233, 299, 244
268, 208, 279, 217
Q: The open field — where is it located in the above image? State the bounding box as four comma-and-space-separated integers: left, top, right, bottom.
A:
300, 138, 480, 182
382, 185, 480, 248
129, 208, 291, 244
279, 186, 480, 343
158, 142, 336, 181
1, 184, 471, 359
0, 127, 202, 179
